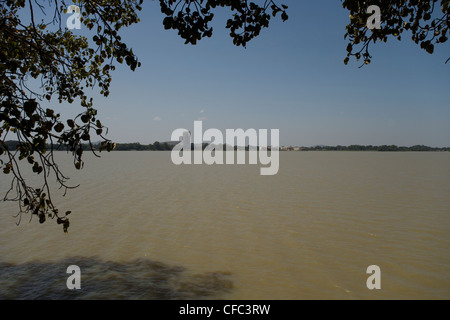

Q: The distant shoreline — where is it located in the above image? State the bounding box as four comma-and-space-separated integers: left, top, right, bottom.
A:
3, 141, 449, 152
82, 143, 450, 152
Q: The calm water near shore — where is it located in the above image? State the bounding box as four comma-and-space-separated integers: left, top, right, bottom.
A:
0, 151, 449, 299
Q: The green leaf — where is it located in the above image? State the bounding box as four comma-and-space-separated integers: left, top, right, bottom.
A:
346, 43, 353, 53
80, 114, 89, 123
54, 123, 64, 133
23, 100, 38, 118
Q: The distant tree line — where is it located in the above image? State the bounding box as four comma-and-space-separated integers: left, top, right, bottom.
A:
296, 145, 450, 152
1, 141, 174, 152
113, 141, 174, 151
2, 141, 449, 152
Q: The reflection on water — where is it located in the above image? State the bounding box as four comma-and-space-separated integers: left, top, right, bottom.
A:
0, 257, 233, 300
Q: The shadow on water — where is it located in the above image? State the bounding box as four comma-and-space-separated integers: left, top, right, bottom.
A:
0, 257, 233, 300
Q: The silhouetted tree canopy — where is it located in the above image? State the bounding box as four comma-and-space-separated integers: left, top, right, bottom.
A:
342, 0, 449, 66
0, 0, 288, 232
158, 0, 288, 46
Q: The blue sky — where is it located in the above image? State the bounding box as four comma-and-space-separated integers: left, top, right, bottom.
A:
67, 1, 449, 147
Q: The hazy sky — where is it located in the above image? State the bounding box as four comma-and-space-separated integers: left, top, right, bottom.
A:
64, 1, 449, 147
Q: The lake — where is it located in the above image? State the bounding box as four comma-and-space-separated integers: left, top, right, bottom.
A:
0, 151, 449, 299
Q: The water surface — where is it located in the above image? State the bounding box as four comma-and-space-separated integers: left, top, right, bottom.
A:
0, 152, 449, 299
